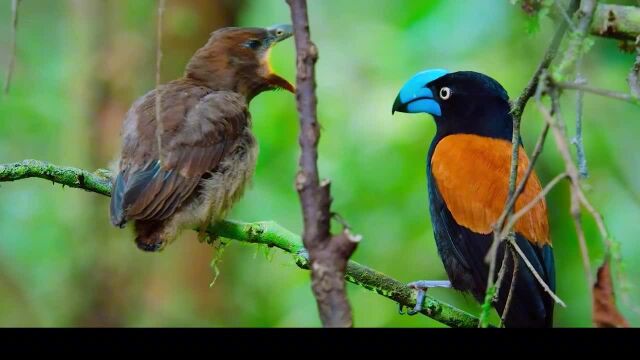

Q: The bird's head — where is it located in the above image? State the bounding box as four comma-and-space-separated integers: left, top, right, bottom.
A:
186, 24, 294, 100
392, 70, 513, 140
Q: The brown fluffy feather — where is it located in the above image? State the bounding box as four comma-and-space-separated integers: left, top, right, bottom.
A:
110, 26, 291, 251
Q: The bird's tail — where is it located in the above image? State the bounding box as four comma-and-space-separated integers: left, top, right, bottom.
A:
134, 220, 167, 252
494, 240, 555, 328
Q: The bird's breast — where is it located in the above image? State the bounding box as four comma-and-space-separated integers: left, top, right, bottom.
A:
195, 128, 258, 221
430, 134, 550, 246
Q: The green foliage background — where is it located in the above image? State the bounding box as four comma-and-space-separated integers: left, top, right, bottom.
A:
0, 0, 638, 327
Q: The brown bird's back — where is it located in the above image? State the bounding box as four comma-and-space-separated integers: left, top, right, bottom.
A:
110, 25, 293, 251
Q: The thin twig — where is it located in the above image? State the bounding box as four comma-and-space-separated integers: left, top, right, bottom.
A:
4, 0, 20, 94
551, 89, 593, 286
495, 172, 567, 302
571, 59, 592, 275
493, 246, 511, 302
576, 189, 610, 248
0, 160, 483, 328
495, 123, 551, 239
554, 0, 577, 31
509, 237, 566, 307
525, 0, 635, 324
572, 75, 589, 178
500, 246, 519, 327
510, 0, 580, 121
520, 122, 551, 188
547, 0, 632, 313
560, 0, 599, 180
553, 0, 598, 80
502, 172, 569, 238
490, 0, 579, 257
536, 87, 595, 288
558, 81, 639, 104
479, 1, 579, 326
155, 0, 165, 150
571, 185, 593, 285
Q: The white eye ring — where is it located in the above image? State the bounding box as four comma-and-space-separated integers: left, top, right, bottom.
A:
439, 87, 451, 100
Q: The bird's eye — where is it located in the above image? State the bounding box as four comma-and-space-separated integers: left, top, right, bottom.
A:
244, 39, 262, 50
439, 87, 452, 100
275, 29, 284, 37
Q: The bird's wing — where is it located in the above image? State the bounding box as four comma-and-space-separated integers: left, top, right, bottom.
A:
110, 85, 248, 226
428, 133, 554, 325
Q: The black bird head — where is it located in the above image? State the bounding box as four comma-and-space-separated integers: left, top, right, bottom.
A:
392, 69, 513, 140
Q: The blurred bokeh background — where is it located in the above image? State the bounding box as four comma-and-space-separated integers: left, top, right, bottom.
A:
0, 0, 638, 327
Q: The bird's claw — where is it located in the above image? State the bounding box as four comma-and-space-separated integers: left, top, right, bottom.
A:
294, 249, 310, 268
400, 280, 452, 316
406, 287, 427, 316
398, 304, 406, 315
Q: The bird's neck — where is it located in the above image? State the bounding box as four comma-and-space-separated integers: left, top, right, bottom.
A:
434, 102, 513, 142
184, 67, 248, 99
184, 54, 280, 102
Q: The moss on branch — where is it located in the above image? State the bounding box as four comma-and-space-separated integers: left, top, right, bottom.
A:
0, 159, 112, 196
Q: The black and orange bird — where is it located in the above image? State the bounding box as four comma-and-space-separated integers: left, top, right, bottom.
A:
392, 69, 555, 327
110, 25, 294, 252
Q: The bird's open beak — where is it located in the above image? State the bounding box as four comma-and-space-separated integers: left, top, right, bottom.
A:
392, 69, 449, 116
265, 24, 295, 94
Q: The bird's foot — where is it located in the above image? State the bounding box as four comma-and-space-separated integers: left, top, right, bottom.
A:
198, 227, 218, 245
399, 280, 452, 316
197, 217, 217, 245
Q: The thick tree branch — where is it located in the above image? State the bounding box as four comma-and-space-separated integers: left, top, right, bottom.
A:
0, 160, 482, 328
590, 4, 640, 41
543, 3, 640, 41
286, 0, 358, 327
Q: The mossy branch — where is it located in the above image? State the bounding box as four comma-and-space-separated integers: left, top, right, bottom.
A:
0, 159, 483, 328
590, 4, 640, 41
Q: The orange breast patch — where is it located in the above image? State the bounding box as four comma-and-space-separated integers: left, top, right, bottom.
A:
431, 134, 550, 245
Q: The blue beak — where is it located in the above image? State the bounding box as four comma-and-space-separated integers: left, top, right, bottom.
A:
392, 69, 449, 116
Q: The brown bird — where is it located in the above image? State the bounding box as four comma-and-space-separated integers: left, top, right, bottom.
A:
110, 24, 294, 251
